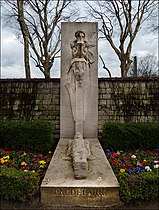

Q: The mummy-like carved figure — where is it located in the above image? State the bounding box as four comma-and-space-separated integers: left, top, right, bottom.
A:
63, 132, 94, 179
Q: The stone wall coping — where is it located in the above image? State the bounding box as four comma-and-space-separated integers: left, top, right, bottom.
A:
0, 78, 60, 82
0, 77, 158, 83
98, 77, 159, 82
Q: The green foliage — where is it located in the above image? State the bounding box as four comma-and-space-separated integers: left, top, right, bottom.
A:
0, 165, 40, 201
0, 120, 54, 153
117, 172, 159, 203
102, 122, 159, 151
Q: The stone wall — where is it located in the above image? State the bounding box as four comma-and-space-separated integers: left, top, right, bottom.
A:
1, 78, 158, 141
0, 79, 60, 141
98, 78, 159, 139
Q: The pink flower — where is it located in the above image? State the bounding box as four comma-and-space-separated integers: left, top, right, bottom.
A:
39, 154, 43, 159
111, 152, 118, 159
146, 149, 151, 154
32, 158, 36, 162
112, 152, 118, 157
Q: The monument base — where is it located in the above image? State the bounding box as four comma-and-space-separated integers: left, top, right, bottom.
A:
41, 138, 120, 208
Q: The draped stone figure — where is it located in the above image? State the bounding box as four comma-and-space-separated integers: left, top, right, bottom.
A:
62, 132, 94, 179
65, 30, 95, 136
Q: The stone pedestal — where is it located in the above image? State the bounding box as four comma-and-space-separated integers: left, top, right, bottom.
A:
41, 138, 120, 207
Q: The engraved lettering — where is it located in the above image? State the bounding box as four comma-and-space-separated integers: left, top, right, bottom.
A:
65, 189, 71, 195
76, 189, 82, 195
49, 188, 108, 197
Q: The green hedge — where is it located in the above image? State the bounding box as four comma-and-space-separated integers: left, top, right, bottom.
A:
102, 122, 159, 151
117, 172, 159, 203
0, 166, 40, 201
0, 121, 54, 153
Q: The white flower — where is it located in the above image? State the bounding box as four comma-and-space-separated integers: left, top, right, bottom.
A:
154, 164, 159, 169
145, 166, 152, 172
154, 160, 159, 164
24, 170, 28, 172
131, 155, 136, 159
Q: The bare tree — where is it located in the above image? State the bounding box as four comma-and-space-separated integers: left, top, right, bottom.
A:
99, 55, 111, 78
86, 0, 157, 78
138, 54, 158, 77
3, 0, 77, 78
128, 54, 158, 77
17, 0, 30, 79
146, 2, 158, 36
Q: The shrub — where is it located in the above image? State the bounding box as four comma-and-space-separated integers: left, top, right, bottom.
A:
117, 172, 159, 203
0, 121, 54, 153
102, 122, 159, 151
0, 165, 40, 201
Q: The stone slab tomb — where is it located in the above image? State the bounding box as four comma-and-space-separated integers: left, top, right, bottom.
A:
41, 22, 120, 208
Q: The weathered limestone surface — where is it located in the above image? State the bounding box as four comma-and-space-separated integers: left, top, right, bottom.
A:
41, 138, 120, 207
63, 132, 93, 180
60, 22, 98, 139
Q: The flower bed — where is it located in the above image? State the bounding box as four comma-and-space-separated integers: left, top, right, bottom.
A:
1, 148, 158, 203
0, 149, 53, 201
105, 148, 159, 174
105, 148, 159, 203
0, 149, 52, 178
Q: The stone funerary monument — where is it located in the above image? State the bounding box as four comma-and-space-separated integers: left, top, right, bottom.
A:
41, 23, 119, 208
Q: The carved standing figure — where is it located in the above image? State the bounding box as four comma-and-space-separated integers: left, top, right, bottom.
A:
65, 30, 95, 136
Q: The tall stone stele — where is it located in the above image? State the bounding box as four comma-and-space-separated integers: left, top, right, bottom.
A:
60, 23, 98, 179
60, 22, 98, 139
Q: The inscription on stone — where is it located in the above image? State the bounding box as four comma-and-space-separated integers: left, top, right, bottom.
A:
44, 188, 110, 197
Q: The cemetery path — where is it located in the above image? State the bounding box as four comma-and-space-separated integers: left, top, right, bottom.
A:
1, 199, 159, 210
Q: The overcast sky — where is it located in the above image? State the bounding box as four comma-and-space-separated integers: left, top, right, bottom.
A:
1, 1, 158, 79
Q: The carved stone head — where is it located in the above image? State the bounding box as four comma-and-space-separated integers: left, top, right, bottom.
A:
75, 30, 85, 43
74, 132, 83, 140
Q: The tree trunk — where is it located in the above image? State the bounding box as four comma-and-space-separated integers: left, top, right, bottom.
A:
17, 0, 31, 79
44, 68, 51, 79
120, 58, 129, 78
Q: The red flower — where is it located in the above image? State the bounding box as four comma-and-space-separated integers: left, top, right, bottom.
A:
5, 151, 11, 155
22, 165, 26, 169
47, 158, 52, 162
9, 160, 13, 163
154, 152, 158, 157
120, 155, 125, 161
121, 163, 126, 167
127, 164, 133, 167
113, 160, 119, 165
